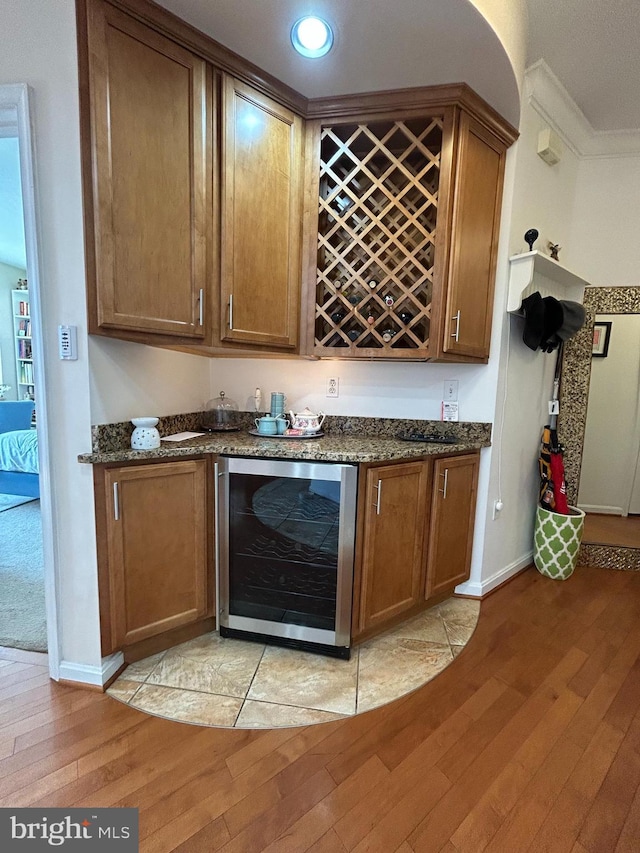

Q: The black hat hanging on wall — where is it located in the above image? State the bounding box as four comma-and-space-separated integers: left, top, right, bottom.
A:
521, 292, 586, 353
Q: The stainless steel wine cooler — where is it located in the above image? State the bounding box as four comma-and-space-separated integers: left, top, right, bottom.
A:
217, 457, 358, 658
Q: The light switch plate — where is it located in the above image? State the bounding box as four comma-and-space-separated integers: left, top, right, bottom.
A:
58, 324, 78, 360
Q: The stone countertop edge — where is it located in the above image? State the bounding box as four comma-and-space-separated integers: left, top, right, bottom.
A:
80, 414, 492, 465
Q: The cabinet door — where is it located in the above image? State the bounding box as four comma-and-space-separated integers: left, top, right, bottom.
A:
426, 453, 479, 600
86, 0, 211, 338
221, 76, 302, 348
440, 112, 505, 359
355, 461, 429, 635
102, 460, 211, 649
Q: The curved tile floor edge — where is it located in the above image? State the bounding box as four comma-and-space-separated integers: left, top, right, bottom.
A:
107, 597, 480, 729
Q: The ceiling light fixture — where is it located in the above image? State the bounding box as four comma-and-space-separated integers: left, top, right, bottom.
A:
291, 16, 334, 58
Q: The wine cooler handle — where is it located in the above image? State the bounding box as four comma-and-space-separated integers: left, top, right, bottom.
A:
214, 462, 223, 616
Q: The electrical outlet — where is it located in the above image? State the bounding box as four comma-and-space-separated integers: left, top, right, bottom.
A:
326, 377, 339, 398
444, 380, 458, 401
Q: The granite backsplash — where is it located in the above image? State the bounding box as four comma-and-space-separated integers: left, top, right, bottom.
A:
91, 412, 492, 454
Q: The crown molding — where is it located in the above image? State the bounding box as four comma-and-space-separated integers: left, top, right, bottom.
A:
525, 59, 640, 160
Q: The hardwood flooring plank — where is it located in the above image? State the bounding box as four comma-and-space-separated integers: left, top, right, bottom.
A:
169, 816, 231, 853
408, 681, 578, 851
136, 725, 335, 843
0, 646, 48, 665
527, 720, 625, 853
256, 755, 389, 853
481, 728, 584, 851
350, 766, 451, 853
216, 768, 337, 853
307, 828, 348, 852
446, 687, 584, 852
30, 718, 202, 809
0, 670, 51, 702
604, 657, 640, 734
577, 711, 640, 851
614, 776, 640, 852
0, 761, 79, 807
0, 702, 144, 785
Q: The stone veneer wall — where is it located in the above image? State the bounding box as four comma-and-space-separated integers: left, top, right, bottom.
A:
559, 286, 640, 571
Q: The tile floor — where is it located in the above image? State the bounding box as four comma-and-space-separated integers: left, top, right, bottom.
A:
107, 597, 480, 729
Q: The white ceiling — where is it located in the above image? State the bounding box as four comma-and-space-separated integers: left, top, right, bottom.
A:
156, 0, 521, 125
157, 0, 640, 133
526, 0, 640, 132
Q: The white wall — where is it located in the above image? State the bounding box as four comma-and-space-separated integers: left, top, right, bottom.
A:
1, 0, 104, 674
89, 338, 211, 424
470, 93, 584, 594
578, 314, 640, 514
569, 156, 640, 286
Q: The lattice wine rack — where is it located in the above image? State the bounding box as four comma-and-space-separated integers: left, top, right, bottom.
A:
314, 116, 443, 357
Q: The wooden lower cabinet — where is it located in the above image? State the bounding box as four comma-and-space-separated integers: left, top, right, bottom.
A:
425, 453, 480, 600
353, 460, 430, 639
95, 458, 214, 656
352, 451, 480, 643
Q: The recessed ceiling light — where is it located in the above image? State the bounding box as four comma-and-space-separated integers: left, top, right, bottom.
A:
291, 16, 334, 58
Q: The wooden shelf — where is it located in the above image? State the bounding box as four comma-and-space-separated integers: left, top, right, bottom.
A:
507, 251, 589, 314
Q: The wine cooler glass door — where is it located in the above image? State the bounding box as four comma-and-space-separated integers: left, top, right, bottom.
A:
218, 458, 357, 654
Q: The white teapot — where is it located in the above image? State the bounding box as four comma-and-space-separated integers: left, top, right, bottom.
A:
288, 407, 326, 433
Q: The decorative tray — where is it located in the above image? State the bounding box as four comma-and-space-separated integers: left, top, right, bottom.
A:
248, 429, 325, 440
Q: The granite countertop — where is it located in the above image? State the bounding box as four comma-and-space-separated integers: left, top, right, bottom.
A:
79, 414, 492, 466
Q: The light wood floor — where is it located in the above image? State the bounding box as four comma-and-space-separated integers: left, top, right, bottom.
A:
583, 513, 640, 548
2, 564, 640, 852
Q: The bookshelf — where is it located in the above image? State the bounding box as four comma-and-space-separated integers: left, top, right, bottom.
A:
12, 288, 36, 422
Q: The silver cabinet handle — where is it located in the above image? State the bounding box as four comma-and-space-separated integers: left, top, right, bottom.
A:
451, 310, 461, 341
438, 469, 449, 499
198, 288, 204, 326
228, 294, 234, 330
374, 479, 382, 514
113, 482, 120, 521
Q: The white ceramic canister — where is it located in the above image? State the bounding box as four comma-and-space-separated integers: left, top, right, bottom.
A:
131, 417, 161, 449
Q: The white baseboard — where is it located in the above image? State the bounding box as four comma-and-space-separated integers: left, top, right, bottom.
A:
57, 652, 125, 687
577, 504, 623, 515
455, 552, 533, 598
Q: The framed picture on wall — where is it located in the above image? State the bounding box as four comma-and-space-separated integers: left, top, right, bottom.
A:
592, 321, 612, 358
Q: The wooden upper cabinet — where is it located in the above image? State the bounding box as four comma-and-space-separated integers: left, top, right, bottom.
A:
99, 459, 212, 652
83, 0, 212, 339
425, 453, 479, 600
220, 77, 303, 349
354, 461, 429, 638
437, 112, 506, 360
305, 95, 514, 362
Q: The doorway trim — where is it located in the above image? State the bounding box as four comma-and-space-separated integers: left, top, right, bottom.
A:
1, 83, 60, 677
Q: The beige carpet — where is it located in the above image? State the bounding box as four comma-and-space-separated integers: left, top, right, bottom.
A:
0, 499, 47, 651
